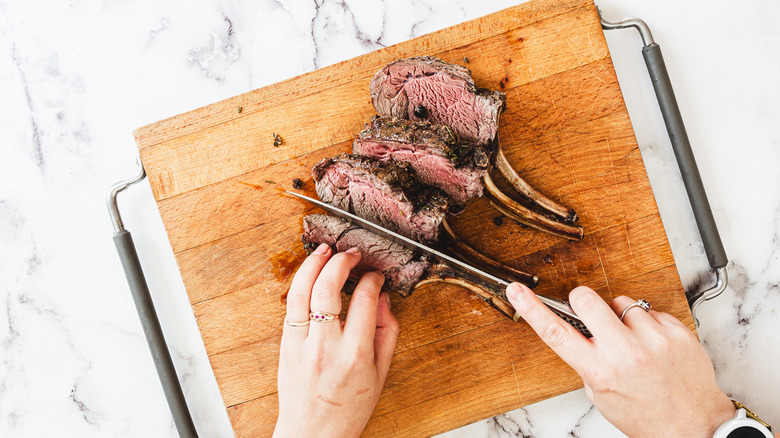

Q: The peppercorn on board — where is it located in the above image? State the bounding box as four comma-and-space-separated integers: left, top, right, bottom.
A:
134, 0, 693, 436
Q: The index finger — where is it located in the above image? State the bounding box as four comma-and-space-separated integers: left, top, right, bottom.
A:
568, 287, 630, 344
507, 283, 595, 371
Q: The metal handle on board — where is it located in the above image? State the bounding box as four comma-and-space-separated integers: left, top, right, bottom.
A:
598, 8, 728, 325
108, 161, 199, 438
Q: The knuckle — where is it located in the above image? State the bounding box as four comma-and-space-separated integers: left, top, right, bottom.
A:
624, 344, 650, 368
340, 350, 367, 373
305, 341, 329, 374
525, 298, 547, 319
285, 291, 308, 309
541, 321, 568, 347
667, 317, 695, 336
587, 369, 618, 393
651, 335, 672, 354
312, 278, 340, 299
351, 289, 376, 307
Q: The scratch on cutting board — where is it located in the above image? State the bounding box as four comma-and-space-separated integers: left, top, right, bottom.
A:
510, 358, 522, 397
556, 250, 569, 280
553, 23, 580, 60
544, 77, 565, 119
456, 339, 504, 359
604, 137, 635, 268
624, 223, 636, 268
445, 287, 455, 322
595, 244, 613, 299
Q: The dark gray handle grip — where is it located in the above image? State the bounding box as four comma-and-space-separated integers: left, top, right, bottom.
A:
642, 43, 728, 269
113, 230, 198, 438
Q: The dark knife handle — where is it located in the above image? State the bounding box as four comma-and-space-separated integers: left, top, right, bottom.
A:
113, 230, 199, 438
642, 43, 728, 269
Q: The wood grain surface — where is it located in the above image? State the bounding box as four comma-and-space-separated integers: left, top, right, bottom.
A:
134, 0, 693, 436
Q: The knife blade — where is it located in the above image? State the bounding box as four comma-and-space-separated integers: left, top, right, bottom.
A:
287, 190, 590, 337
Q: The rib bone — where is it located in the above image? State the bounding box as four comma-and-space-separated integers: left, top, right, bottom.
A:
482, 171, 584, 241
413, 263, 518, 320
494, 146, 578, 223
440, 218, 538, 289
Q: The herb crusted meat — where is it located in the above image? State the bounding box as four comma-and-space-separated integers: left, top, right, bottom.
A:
353, 116, 489, 207
312, 154, 448, 244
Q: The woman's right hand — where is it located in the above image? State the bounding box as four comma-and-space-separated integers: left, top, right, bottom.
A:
507, 283, 736, 438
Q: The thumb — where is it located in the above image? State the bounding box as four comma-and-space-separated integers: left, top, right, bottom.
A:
374, 292, 399, 376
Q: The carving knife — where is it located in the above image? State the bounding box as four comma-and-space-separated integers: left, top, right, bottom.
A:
287, 191, 591, 337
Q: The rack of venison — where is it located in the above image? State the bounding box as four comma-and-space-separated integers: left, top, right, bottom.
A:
301, 56, 584, 316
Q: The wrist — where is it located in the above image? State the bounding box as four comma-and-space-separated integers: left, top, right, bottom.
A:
690, 393, 738, 438
711, 400, 774, 438
707, 401, 738, 437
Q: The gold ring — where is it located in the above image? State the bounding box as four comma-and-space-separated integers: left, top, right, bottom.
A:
620, 299, 652, 321
286, 320, 310, 327
309, 311, 338, 322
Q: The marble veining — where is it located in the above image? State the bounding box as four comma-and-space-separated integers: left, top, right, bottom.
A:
491, 408, 536, 438
1, 0, 779, 437
186, 16, 240, 83
9, 42, 44, 169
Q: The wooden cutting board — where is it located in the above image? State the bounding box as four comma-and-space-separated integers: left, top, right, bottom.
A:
134, 0, 692, 435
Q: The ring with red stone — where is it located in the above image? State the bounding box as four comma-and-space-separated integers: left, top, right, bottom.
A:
309, 311, 338, 323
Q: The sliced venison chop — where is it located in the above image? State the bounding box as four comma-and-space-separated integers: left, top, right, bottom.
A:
370, 56, 505, 146
302, 214, 427, 296
312, 154, 448, 244
353, 116, 489, 207
301, 214, 517, 316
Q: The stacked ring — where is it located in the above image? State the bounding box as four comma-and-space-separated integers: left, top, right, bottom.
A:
309, 311, 338, 322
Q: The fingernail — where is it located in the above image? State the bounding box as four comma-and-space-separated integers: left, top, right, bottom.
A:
506, 283, 530, 312
345, 247, 360, 254
314, 243, 330, 255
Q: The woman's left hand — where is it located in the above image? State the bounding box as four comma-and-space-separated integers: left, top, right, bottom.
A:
273, 244, 400, 438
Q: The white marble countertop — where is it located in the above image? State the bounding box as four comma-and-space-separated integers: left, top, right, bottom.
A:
2, 0, 778, 436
